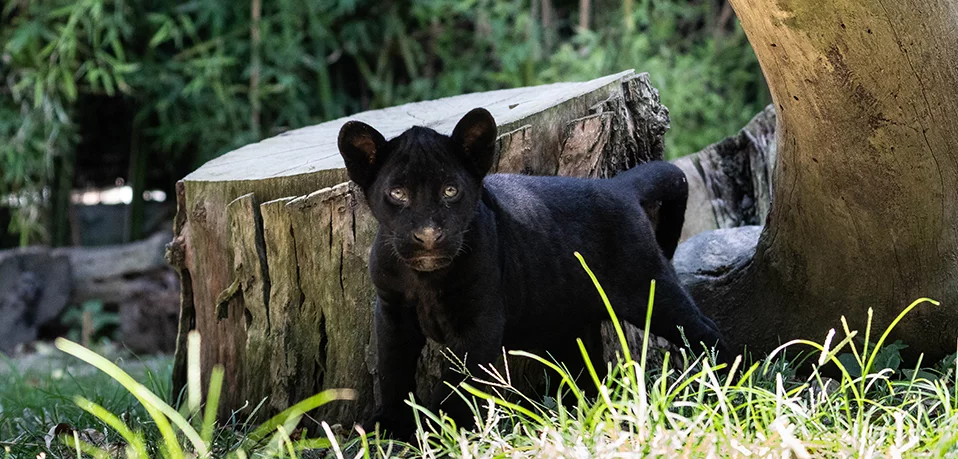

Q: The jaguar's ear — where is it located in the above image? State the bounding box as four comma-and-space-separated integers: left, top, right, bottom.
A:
338, 121, 387, 188
451, 108, 497, 177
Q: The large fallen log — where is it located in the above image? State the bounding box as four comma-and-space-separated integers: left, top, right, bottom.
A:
0, 230, 177, 353
64, 230, 173, 303
169, 70, 676, 423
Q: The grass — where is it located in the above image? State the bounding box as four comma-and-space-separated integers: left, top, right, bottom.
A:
2, 256, 957, 457
0, 343, 171, 456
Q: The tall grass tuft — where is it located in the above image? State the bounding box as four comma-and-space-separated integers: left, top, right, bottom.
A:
52, 332, 354, 458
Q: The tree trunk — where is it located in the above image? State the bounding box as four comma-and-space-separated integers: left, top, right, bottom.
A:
695, 0, 958, 361
169, 71, 673, 423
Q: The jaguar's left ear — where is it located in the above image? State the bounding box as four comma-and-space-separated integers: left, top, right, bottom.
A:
451, 108, 497, 177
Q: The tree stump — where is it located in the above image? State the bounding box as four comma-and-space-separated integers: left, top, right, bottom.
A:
169, 70, 673, 423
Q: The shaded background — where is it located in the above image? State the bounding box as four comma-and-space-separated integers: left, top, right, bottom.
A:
0, 0, 767, 351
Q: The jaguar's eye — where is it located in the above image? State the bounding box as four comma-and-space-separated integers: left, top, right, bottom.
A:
388, 187, 408, 203
443, 185, 459, 199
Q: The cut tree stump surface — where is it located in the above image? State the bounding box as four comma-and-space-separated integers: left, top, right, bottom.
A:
186, 70, 637, 182
170, 70, 673, 424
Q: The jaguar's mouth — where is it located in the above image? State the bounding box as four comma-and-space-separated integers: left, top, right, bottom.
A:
406, 254, 454, 272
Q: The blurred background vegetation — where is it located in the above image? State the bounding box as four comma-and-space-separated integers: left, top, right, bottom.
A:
1, 0, 768, 248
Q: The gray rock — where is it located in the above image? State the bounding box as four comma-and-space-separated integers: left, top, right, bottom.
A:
673, 226, 762, 283
0, 247, 72, 353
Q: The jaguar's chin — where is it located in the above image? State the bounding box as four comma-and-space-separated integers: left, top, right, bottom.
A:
392, 237, 463, 272
405, 254, 454, 272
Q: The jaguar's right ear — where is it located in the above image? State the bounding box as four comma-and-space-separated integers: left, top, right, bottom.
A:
338, 121, 387, 188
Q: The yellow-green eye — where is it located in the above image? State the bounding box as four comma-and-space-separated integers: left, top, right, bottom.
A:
443, 185, 459, 199
389, 187, 408, 202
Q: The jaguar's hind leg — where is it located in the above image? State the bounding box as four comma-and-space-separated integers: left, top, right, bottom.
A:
620, 278, 731, 365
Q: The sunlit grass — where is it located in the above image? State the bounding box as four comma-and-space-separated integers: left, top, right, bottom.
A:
2, 254, 956, 457
399, 254, 957, 458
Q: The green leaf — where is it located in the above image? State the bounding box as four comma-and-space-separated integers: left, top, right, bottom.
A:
33, 80, 44, 108
837, 353, 862, 379
149, 23, 172, 48
61, 68, 78, 101
872, 341, 907, 373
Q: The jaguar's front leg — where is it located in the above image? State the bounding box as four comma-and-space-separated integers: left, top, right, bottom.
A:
364, 295, 425, 439
429, 308, 505, 432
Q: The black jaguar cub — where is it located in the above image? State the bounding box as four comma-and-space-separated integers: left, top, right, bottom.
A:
338, 108, 728, 438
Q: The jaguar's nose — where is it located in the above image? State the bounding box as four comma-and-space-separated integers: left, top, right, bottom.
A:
412, 226, 444, 249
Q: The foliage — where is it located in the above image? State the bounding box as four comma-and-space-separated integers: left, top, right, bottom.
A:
60, 300, 121, 345
1, 0, 766, 246
1, 0, 136, 244
543, 0, 767, 156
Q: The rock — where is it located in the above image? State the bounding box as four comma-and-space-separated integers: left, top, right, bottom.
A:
0, 248, 73, 353
673, 226, 762, 287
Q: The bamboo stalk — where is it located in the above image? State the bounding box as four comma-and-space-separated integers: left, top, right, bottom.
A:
541, 0, 554, 51
249, 0, 262, 137
579, 0, 591, 32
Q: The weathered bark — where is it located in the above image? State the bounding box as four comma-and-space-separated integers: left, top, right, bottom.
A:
674, 105, 777, 243
693, 0, 958, 361
171, 71, 675, 423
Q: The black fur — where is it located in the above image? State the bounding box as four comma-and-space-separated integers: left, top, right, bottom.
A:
338, 108, 728, 438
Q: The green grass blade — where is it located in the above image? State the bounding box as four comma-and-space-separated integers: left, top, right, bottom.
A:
509, 350, 583, 402
640, 279, 656, 372
459, 383, 548, 425
862, 298, 939, 381
75, 396, 149, 458
292, 437, 333, 452
574, 252, 633, 365
576, 338, 604, 392
201, 366, 225, 445
246, 389, 356, 446
63, 436, 109, 459
277, 425, 299, 458
55, 338, 190, 458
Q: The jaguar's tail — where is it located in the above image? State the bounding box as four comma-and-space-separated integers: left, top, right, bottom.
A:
617, 161, 689, 260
